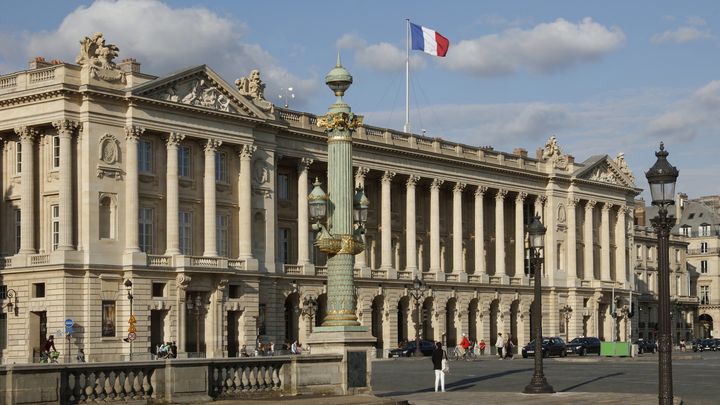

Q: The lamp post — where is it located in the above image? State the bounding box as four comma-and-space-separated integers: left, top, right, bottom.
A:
3, 288, 17, 316
124, 279, 133, 361
408, 276, 427, 357
302, 295, 319, 334
523, 215, 555, 394
645, 141, 679, 405
186, 295, 205, 355
559, 305, 573, 342
278, 87, 295, 108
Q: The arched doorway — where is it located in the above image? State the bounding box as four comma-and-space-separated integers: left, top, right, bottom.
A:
284, 293, 300, 343
468, 299, 478, 341
445, 298, 457, 348
398, 296, 410, 344
510, 300, 519, 346
371, 295, 385, 353
699, 314, 713, 338
490, 299, 499, 353
422, 297, 434, 341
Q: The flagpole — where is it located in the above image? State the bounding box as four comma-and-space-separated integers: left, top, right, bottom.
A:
404, 18, 410, 133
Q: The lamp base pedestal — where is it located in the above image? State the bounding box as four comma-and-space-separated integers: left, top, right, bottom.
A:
523, 376, 555, 394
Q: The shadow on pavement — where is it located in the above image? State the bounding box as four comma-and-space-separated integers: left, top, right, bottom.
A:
559, 372, 624, 392
376, 368, 533, 397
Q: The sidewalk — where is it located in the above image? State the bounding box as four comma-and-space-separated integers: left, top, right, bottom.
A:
387, 391, 684, 405
204, 394, 403, 405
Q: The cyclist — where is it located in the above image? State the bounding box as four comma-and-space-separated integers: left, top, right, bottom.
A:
459, 333, 471, 360
40, 335, 57, 363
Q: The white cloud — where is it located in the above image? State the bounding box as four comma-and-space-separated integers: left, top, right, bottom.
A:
651, 26, 713, 44
0, 0, 319, 104
336, 33, 425, 72
646, 80, 720, 141
444, 17, 625, 76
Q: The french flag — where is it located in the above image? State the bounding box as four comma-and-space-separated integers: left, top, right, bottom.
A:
410, 22, 449, 57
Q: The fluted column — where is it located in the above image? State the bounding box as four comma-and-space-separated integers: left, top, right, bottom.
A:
238, 144, 256, 259
405, 175, 420, 273
53, 120, 79, 251
380, 171, 396, 270
354, 167, 370, 269
616, 205, 628, 286
515, 192, 527, 277
567, 197, 579, 282
474, 186, 487, 275
601, 203, 613, 282
452, 182, 466, 274
123, 125, 144, 253
429, 179, 444, 273
165, 133, 185, 255
495, 189, 508, 278
16, 127, 36, 254
583, 200, 597, 280
203, 139, 222, 257
297, 158, 313, 265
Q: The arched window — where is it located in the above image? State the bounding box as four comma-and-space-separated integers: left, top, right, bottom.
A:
99, 195, 116, 239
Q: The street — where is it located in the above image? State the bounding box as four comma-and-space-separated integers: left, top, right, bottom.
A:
373, 351, 720, 404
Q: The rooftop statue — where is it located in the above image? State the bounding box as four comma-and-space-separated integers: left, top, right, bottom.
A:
614, 152, 635, 183
76, 33, 119, 70
235, 69, 273, 112
541, 135, 569, 170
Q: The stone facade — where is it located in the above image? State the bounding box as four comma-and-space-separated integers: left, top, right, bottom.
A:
0, 34, 695, 363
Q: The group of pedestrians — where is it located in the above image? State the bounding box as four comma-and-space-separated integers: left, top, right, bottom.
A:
495, 332, 515, 360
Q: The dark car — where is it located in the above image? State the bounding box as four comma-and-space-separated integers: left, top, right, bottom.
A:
389, 340, 435, 357
522, 337, 566, 358
565, 337, 601, 356
634, 339, 658, 354
696, 338, 717, 352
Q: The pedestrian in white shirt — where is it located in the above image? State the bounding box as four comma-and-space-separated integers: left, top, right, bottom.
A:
496, 332, 505, 359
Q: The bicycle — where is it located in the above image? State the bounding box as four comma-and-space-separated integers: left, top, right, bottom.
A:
40, 351, 60, 364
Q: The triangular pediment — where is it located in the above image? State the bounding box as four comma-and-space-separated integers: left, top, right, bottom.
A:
131, 65, 269, 119
574, 155, 637, 188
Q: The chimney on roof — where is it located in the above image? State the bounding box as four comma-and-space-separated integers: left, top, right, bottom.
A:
634, 198, 647, 227
119, 58, 141, 73
676, 192, 688, 220
513, 148, 528, 158
28, 57, 52, 70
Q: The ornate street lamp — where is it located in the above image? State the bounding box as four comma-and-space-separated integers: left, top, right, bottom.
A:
523, 215, 554, 394
645, 141, 679, 405
302, 295, 319, 333
559, 305, 573, 342
124, 279, 134, 361
3, 288, 18, 316
408, 276, 427, 357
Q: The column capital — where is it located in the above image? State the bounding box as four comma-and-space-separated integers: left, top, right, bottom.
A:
567, 196, 580, 207
381, 170, 396, 183
238, 143, 257, 159
495, 188, 508, 200
617, 204, 629, 215
536, 194, 547, 204
516, 191, 528, 202
406, 174, 420, 188
474, 185, 488, 197
203, 138, 222, 153
298, 157, 314, 171
52, 119, 80, 136
14, 126, 37, 142
124, 125, 145, 142
602, 202, 614, 213
166, 132, 186, 147
585, 200, 597, 210
453, 182, 466, 193
430, 178, 444, 190
355, 166, 370, 182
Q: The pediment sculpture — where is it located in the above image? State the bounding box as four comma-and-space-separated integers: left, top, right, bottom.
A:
614, 152, 635, 183
541, 135, 569, 170
158, 78, 237, 113
589, 165, 619, 185
235, 69, 273, 111
76, 33, 124, 83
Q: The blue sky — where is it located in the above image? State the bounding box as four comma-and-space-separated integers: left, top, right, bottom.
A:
1, 0, 719, 199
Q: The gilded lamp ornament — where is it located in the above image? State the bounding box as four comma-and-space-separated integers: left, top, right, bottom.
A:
308, 178, 367, 255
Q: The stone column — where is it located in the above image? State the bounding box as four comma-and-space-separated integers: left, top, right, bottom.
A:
53, 120, 79, 251
474, 186, 487, 276
452, 182, 466, 274
175, 274, 191, 355
405, 175, 420, 273
354, 167, 370, 269
203, 139, 222, 257
16, 127, 36, 254
238, 144, 256, 259
165, 133, 185, 255
583, 200, 597, 280
514, 192, 527, 278
566, 197, 579, 282
429, 179, 444, 273
380, 171, 396, 271
601, 203, 613, 282
616, 205, 628, 286
123, 125, 144, 254
297, 158, 313, 265
494, 189, 508, 278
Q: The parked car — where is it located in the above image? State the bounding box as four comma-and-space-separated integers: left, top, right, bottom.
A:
565, 337, 601, 356
522, 337, 566, 358
696, 338, 717, 352
388, 340, 435, 357
634, 339, 658, 354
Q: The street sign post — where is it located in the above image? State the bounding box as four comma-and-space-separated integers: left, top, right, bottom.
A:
127, 332, 136, 342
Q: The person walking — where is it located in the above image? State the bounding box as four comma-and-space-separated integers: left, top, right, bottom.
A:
432, 341, 448, 392
505, 335, 514, 359
496, 333, 505, 360
479, 339, 486, 356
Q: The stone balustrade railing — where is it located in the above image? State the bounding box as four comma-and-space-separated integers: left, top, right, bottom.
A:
227, 259, 247, 270
283, 264, 303, 275
147, 255, 172, 267
0, 355, 344, 405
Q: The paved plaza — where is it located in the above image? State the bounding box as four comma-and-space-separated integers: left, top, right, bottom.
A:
372, 352, 720, 404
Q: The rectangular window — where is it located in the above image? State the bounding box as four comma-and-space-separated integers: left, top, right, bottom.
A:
676, 275, 681, 296
229, 285, 241, 299
51, 205, 60, 250
699, 225, 711, 237
138, 139, 153, 173
701, 260, 708, 274
178, 146, 191, 178
14, 210, 21, 254
216, 214, 229, 257
152, 283, 166, 298
278, 174, 289, 201
680, 226, 690, 237
179, 211, 193, 254
102, 301, 116, 337
647, 247, 652, 260
700, 242, 708, 253
33, 283, 45, 298
675, 249, 680, 263
0, 285, 6, 299
15, 141, 21, 173
700, 286, 710, 305
139, 207, 154, 254
278, 227, 290, 264
0, 313, 6, 350
215, 152, 228, 183
52, 136, 60, 169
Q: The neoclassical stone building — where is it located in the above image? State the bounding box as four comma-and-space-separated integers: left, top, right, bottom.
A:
0, 34, 691, 363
